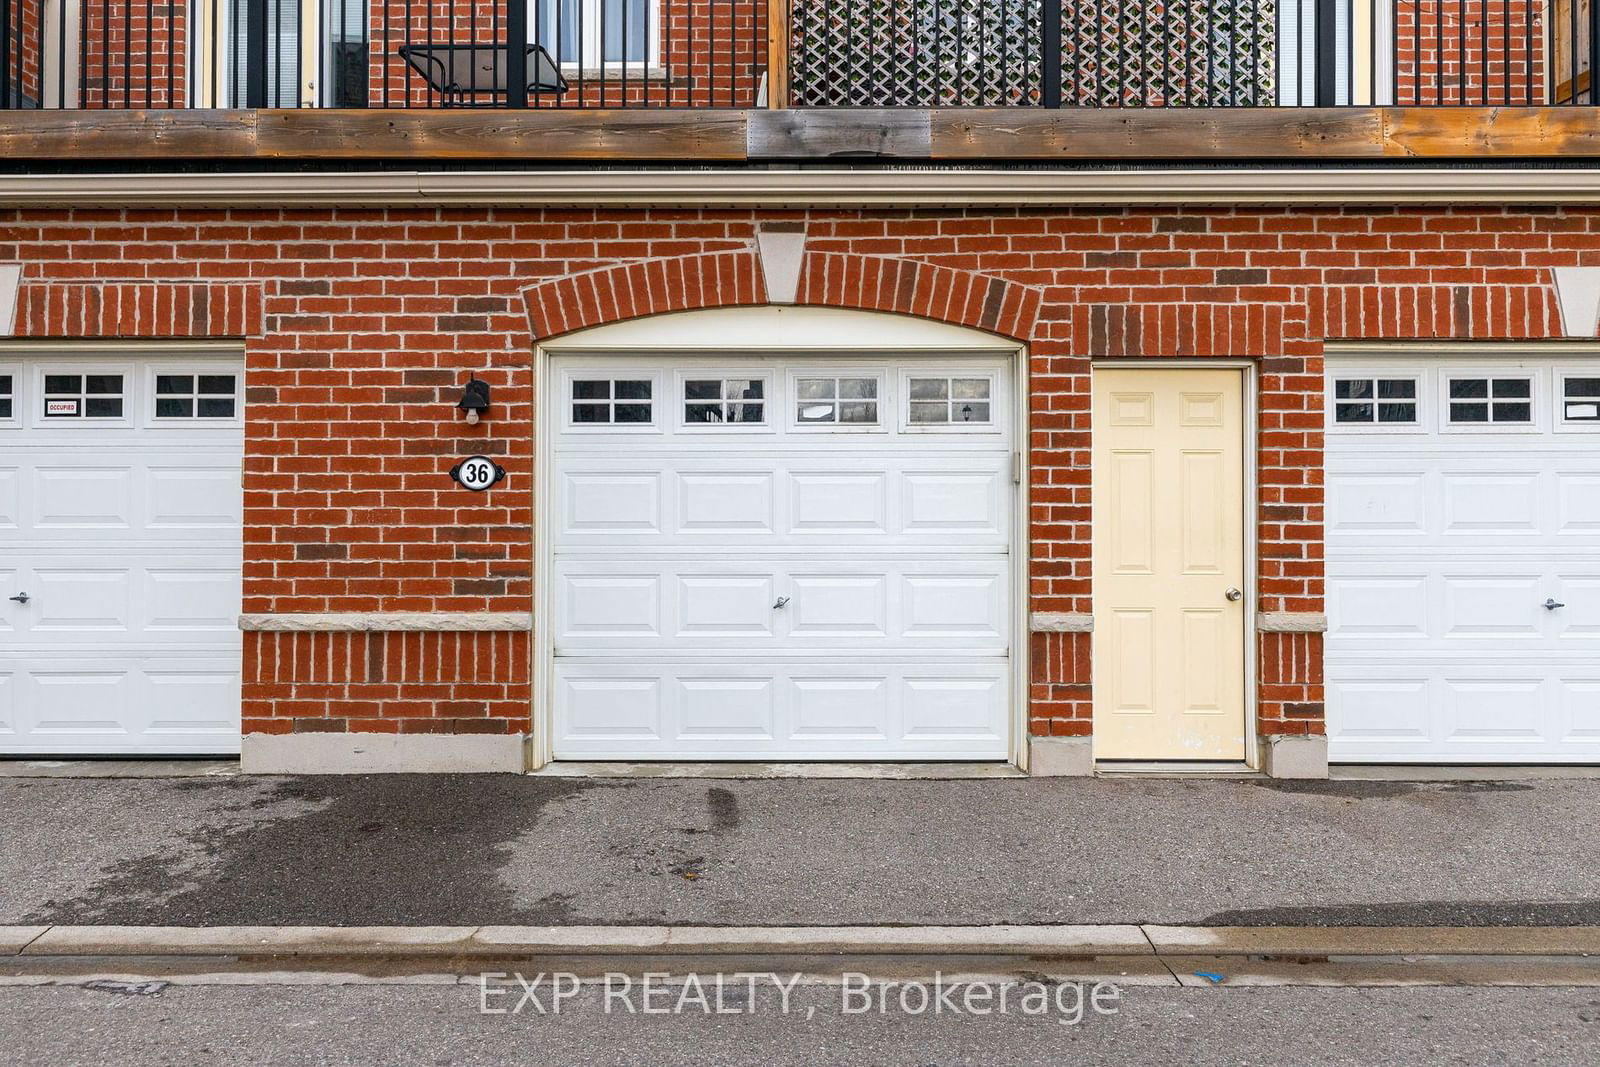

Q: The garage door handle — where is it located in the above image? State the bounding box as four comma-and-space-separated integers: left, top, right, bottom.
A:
1544, 598, 1566, 611
7, 592, 27, 604
773, 597, 790, 609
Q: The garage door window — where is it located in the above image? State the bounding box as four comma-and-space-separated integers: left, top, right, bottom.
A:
683, 377, 766, 425
907, 375, 994, 427
43, 372, 124, 419
154, 373, 238, 420
571, 378, 654, 425
1333, 377, 1418, 426
0, 371, 12, 421
795, 376, 880, 426
1560, 376, 1600, 424
1447, 376, 1532, 425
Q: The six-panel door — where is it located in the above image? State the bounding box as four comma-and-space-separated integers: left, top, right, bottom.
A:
1091, 368, 1249, 762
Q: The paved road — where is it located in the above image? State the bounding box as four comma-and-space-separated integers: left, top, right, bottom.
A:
3, 774, 1598, 926
1, 982, 1595, 1065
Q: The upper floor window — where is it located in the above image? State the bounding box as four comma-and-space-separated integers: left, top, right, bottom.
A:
1333, 377, 1417, 425
1447, 376, 1532, 425
539, 0, 655, 68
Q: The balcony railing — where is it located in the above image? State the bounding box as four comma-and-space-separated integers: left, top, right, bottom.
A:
0, 0, 1593, 110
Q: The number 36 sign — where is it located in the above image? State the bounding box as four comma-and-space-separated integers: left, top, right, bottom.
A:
450, 455, 507, 492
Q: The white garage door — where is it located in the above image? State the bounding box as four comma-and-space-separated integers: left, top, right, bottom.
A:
0, 356, 244, 755
1326, 355, 1600, 762
549, 355, 1014, 760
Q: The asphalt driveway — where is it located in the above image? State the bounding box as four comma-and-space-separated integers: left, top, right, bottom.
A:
1, 774, 1596, 927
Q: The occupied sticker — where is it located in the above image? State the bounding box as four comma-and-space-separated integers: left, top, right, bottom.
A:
45, 399, 79, 416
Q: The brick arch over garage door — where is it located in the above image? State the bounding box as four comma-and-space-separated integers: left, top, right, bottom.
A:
520, 249, 1045, 343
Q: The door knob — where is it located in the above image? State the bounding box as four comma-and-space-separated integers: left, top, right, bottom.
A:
1544, 598, 1566, 611
1224, 588, 1243, 602
773, 597, 790, 609
8, 592, 28, 604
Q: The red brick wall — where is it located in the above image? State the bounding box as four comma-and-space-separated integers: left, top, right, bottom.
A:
1392, 0, 1545, 105
80, 0, 191, 108
2, 204, 1589, 746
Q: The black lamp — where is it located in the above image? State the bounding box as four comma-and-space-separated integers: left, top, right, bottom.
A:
458, 376, 491, 425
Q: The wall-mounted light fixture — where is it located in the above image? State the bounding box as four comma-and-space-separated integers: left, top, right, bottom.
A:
458, 376, 491, 425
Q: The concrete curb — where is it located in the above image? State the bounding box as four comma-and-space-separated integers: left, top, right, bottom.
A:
5, 924, 1599, 960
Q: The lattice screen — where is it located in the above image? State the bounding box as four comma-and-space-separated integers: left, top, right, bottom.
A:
790, 0, 1276, 107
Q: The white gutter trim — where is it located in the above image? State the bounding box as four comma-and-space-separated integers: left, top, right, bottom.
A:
2, 168, 1600, 207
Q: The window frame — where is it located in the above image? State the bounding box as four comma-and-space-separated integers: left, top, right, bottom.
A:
31, 363, 133, 427
560, 369, 663, 434
533, 0, 663, 73
898, 369, 1002, 434
673, 370, 776, 434
0, 363, 17, 427
786, 368, 889, 434
1439, 370, 1543, 434
1555, 370, 1600, 433
1326, 373, 1424, 433
143, 364, 245, 426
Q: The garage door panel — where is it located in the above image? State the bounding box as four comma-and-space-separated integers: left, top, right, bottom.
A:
33, 465, 134, 530
1441, 472, 1542, 533
1441, 575, 1545, 637
1555, 576, 1600, 635
1328, 575, 1430, 637
554, 454, 1008, 549
677, 575, 777, 637
554, 558, 1008, 653
553, 660, 1008, 760
0, 465, 18, 528
1328, 356, 1600, 763
1328, 678, 1433, 742
1559, 681, 1600, 741
32, 569, 130, 631
790, 471, 888, 533
901, 469, 1006, 534
678, 678, 777, 740
1328, 471, 1429, 537
1557, 473, 1600, 531
24, 670, 131, 735
145, 465, 243, 530
678, 472, 776, 532
561, 471, 664, 534
145, 568, 241, 632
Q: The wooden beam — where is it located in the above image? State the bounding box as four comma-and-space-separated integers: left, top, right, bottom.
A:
929, 109, 1386, 160
747, 109, 931, 159
6, 108, 1600, 163
0, 109, 747, 162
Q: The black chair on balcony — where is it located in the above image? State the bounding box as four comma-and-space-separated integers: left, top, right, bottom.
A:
397, 44, 567, 107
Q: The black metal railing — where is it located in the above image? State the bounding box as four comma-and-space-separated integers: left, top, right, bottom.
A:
0, 0, 1594, 110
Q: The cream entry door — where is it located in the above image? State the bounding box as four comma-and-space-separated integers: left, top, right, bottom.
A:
1092, 368, 1248, 760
